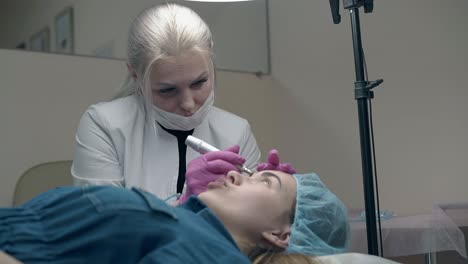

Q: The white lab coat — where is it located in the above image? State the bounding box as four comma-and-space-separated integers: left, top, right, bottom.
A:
71, 95, 261, 200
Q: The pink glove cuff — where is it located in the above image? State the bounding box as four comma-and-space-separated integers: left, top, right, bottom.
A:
178, 193, 190, 204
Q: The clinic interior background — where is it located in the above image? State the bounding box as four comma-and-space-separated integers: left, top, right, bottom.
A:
0, 0, 467, 216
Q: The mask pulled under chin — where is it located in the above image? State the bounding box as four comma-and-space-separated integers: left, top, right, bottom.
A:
152, 91, 214, 131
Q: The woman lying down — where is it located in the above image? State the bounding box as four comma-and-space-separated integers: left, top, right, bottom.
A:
0, 148, 349, 263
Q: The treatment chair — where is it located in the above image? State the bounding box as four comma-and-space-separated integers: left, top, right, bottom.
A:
0, 251, 23, 264
13, 160, 73, 206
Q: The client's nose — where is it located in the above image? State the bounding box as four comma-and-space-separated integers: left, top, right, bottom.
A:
226, 171, 244, 186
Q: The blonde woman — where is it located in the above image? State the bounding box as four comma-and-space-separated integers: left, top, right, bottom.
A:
71, 4, 261, 203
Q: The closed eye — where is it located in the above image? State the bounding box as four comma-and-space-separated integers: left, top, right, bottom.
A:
155, 87, 177, 95
192, 78, 208, 88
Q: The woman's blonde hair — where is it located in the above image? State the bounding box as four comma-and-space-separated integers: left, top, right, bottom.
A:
252, 252, 320, 264
115, 3, 214, 99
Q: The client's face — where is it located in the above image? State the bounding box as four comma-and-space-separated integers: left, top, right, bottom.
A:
198, 170, 297, 238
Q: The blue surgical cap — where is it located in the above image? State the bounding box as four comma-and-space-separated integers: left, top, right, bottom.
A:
287, 173, 350, 256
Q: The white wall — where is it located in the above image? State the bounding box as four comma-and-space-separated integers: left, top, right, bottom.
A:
267, 0, 468, 214
0, 50, 124, 206
1, 0, 467, 216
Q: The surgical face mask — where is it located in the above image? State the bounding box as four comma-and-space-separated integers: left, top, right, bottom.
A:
152, 90, 214, 131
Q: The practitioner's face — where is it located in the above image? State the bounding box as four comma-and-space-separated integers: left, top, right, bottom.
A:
149, 50, 213, 116
199, 170, 297, 246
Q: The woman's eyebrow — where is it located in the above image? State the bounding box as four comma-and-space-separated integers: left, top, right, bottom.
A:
260, 171, 282, 188
156, 82, 176, 87
193, 71, 209, 80
157, 71, 208, 87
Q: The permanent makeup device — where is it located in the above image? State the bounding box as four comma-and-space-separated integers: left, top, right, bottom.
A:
185, 135, 254, 176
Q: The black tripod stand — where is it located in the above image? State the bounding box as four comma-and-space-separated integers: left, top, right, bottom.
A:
329, 0, 384, 256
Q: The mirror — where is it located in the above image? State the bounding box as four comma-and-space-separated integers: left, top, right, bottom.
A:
0, 0, 269, 74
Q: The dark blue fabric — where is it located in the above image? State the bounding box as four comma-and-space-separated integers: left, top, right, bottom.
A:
0, 186, 250, 264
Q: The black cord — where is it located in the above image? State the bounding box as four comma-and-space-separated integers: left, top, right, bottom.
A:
158, 123, 194, 195
363, 47, 369, 82
368, 100, 384, 256
362, 47, 384, 257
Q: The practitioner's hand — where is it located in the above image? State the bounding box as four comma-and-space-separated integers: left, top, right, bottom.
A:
256, 149, 297, 174
179, 145, 245, 203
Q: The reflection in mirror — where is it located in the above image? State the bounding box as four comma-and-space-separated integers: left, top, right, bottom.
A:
0, 0, 269, 74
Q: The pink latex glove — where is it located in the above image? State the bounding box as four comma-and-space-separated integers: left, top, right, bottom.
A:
256, 149, 297, 174
179, 145, 245, 203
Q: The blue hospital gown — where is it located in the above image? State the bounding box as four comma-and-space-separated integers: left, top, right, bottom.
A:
0, 186, 250, 264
